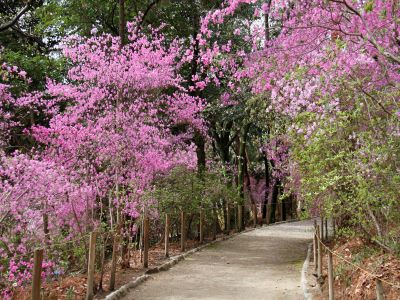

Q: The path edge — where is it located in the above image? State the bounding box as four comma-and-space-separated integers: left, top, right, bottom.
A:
104, 218, 306, 300
104, 227, 256, 300
301, 242, 314, 300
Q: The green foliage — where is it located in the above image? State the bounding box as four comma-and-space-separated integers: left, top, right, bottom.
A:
290, 79, 400, 253
150, 166, 241, 214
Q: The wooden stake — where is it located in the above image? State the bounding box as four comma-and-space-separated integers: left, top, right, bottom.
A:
328, 251, 334, 300
252, 204, 257, 228
376, 279, 385, 300
320, 217, 324, 241
313, 219, 318, 271
313, 232, 318, 271
200, 209, 204, 244
212, 206, 217, 240
238, 205, 243, 232
226, 204, 230, 234
165, 213, 170, 257
109, 233, 119, 291
333, 218, 336, 237
86, 232, 97, 300
180, 211, 186, 252
266, 203, 271, 225
325, 218, 328, 240
143, 216, 149, 268
317, 226, 322, 279
234, 204, 238, 231
31, 248, 44, 300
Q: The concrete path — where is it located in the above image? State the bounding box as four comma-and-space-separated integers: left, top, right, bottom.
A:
122, 219, 315, 300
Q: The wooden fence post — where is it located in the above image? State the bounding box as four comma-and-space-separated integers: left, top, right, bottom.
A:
325, 218, 328, 240
238, 205, 243, 232
200, 209, 204, 244
212, 206, 217, 240
328, 251, 334, 300
234, 204, 238, 231
320, 217, 324, 241
143, 216, 149, 268
31, 248, 44, 300
165, 213, 170, 257
317, 226, 322, 279
226, 204, 230, 234
252, 204, 257, 228
180, 211, 186, 252
376, 279, 385, 300
266, 204, 271, 225
333, 218, 336, 237
313, 232, 318, 271
313, 219, 317, 271
109, 233, 119, 291
86, 232, 97, 300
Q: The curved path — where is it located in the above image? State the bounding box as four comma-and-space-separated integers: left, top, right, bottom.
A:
122, 219, 314, 300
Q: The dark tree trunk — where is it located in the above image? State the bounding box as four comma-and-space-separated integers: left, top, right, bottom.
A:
262, 156, 270, 219
237, 125, 250, 199
269, 178, 280, 224
194, 131, 206, 174
119, 0, 125, 46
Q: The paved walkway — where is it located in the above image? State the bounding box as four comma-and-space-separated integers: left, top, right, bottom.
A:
122, 219, 314, 300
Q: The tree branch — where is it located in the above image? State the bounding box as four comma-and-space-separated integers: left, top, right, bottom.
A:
0, 1, 33, 32
11, 25, 47, 49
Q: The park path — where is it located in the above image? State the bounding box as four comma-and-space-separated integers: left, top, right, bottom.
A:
122, 219, 315, 300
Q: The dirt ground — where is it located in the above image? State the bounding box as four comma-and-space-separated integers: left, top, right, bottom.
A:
311, 237, 400, 300
121, 219, 315, 300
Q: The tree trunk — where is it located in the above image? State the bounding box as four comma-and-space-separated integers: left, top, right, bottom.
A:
237, 125, 250, 199
269, 178, 280, 223
119, 0, 126, 46
262, 156, 270, 220
194, 131, 206, 174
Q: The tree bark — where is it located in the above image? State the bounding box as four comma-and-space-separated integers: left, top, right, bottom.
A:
269, 178, 280, 223
237, 125, 250, 199
119, 0, 126, 46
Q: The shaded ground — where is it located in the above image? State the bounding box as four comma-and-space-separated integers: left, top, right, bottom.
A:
122, 219, 315, 300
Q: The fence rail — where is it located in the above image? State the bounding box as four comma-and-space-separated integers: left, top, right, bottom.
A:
313, 222, 400, 300
13, 200, 295, 299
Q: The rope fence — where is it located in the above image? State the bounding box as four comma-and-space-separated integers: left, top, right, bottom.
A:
313, 221, 399, 300
8, 200, 295, 300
